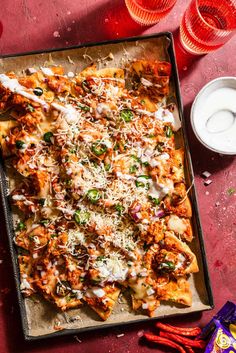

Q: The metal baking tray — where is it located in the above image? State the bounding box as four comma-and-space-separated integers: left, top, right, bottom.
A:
0, 32, 214, 340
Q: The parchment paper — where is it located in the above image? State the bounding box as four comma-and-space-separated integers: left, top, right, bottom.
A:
0, 35, 212, 338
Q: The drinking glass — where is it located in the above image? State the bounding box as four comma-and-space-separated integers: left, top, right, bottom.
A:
179, 0, 236, 54
125, 0, 177, 26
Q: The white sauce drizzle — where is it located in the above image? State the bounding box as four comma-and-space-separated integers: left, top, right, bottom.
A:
92, 288, 106, 298
155, 107, 181, 131
51, 102, 81, 124
0, 74, 49, 109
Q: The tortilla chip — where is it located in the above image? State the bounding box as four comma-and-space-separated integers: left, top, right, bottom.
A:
84, 285, 121, 321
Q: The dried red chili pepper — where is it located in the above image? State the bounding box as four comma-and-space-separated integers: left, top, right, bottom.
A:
185, 346, 195, 353
143, 333, 187, 353
159, 331, 206, 348
155, 322, 201, 336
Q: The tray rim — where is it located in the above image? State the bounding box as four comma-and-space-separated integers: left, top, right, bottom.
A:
0, 31, 214, 341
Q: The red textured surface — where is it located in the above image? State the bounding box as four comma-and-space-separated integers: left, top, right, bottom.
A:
0, 1, 236, 352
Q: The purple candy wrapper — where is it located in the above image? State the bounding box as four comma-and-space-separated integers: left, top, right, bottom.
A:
201, 302, 236, 353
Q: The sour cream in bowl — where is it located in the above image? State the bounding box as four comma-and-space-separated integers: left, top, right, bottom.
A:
191, 77, 236, 155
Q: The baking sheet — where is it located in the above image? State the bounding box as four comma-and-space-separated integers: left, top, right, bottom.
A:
0, 32, 213, 340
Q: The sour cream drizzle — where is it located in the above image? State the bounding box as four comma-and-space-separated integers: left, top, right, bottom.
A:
51, 102, 81, 124
0, 74, 49, 109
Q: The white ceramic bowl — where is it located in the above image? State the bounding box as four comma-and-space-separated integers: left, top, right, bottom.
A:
191, 77, 236, 155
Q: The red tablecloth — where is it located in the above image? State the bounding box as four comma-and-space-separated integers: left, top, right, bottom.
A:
0, 1, 235, 352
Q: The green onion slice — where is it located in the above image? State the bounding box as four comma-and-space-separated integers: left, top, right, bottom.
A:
158, 261, 175, 272
16, 221, 26, 231
38, 198, 46, 206
120, 109, 133, 122
87, 189, 101, 203
115, 204, 125, 215
43, 132, 53, 143
135, 175, 150, 188
129, 165, 138, 174
78, 104, 90, 112
74, 210, 90, 224
165, 125, 173, 138
15, 140, 25, 149
148, 196, 160, 205
92, 142, 108, 156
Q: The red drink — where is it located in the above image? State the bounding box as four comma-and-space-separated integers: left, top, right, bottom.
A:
180, 0, 236, 54
125, 0, 177, 26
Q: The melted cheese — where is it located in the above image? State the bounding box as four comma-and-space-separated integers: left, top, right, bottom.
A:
66, 229, 86, 255
94, 253, 128, 282
175, 253, 186, 270
167, 215, 187, 234
155, 107, 181, 131
20, 278, 32, 291
149, 179, 173, 200
129, 278, 148, 299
